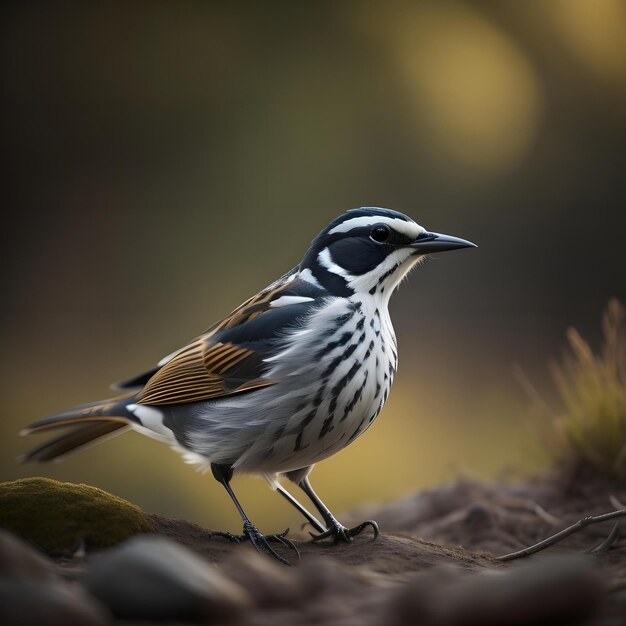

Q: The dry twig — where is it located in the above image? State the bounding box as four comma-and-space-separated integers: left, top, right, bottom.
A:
589, 521, 620, 553
496, 509, 626, 561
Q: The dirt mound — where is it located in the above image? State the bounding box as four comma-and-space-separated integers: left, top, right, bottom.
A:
151, 514, 497, 578
345, 471, 626, 585
4, 473, 625, 625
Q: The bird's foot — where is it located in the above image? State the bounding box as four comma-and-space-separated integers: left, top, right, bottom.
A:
310, 519, 379, 544
210, 523, 299, 565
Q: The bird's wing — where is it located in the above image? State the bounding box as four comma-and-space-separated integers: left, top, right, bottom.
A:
130, 271, 324, 406
136, 336, 272, 406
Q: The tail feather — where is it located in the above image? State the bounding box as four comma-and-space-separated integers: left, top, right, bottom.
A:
18, 421, 131, 463
20, 396, 133, 436
20, 396, 135, 463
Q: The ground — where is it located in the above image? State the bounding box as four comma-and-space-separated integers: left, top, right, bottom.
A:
2, 471, 626, 625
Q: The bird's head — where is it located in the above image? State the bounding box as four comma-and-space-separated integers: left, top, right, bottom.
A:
300, 207, 476, 299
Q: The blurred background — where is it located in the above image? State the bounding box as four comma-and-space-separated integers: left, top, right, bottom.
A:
2, 0, 626, 532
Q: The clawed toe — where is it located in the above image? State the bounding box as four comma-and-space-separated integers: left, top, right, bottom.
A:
208, 524, 299, 565
310, 519, 379, 544
258, 528, 300, 561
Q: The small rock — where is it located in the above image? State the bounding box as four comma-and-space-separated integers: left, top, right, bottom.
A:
221, 548, 305, 608
82, 535, 252, 622
294, 555, 366, 600
388, 554, 606, 625
295, 556, 375, 623
0, 580, 109, 626
438, 555, 605, 625
0, 529, 58, 582
387, 565, 462, 624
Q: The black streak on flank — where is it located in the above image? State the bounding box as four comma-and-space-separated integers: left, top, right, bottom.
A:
369, 399, 384, 423
348, 418, 365, 443
294, 396, 323, 452
374, 308, 381, 336
316, 331, 352, 359
319, 360, 363, 438
321, 341, 359, 379
332, 361, 362, 405
294, 431, 309, 452
347, 418, 365, 442
318, 415, 335, 439
341, 370, 369, 422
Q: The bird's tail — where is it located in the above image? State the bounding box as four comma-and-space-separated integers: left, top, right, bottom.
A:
19, 396, 136, 463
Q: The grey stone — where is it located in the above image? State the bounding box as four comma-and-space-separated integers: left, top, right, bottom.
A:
0, 580, 109, 626
222, 548, 306, 608
438, 555, 605, 625
0, 529, 58, 582
82, 535, 252, 622
388, 554, 606, 626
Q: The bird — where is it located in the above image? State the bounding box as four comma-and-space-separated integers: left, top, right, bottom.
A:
20, 207, 475, 564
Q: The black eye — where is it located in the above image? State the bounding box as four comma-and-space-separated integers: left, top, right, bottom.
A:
370, 225, 391, 243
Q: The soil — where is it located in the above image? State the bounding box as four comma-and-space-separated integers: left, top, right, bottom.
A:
47, 471, 626, 624
345, 469, 626, 584
147, 470, 626, 572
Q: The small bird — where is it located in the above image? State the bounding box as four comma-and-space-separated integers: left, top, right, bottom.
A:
20, 207, 475, 563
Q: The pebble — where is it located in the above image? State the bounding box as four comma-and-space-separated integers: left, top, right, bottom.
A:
221, 548, 306, 608
389, 554, 606, 625
0, 579, 109, 626
81, 535, 252, 622
0, 529, 58, 582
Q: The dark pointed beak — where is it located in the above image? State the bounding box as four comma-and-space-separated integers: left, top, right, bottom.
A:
410, 231, 477, 254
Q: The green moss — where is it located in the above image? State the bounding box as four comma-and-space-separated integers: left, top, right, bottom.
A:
0, 477, 155, 554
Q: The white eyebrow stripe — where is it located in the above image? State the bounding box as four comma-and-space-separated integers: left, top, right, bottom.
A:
269, 295, 315, 308
328, 215, 424, 239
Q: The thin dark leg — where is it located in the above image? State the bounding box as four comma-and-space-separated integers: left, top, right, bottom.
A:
211, 463, 299, 565
275, 484, 326, 534
286, 471, 379, 544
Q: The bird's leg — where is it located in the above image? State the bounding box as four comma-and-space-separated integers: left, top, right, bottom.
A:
210, 463, 299, 565
286, 470, 379, 543
275, 483, 326, 534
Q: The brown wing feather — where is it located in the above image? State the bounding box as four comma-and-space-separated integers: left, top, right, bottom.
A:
136, 279, 296, 406
138, 339, 277, 406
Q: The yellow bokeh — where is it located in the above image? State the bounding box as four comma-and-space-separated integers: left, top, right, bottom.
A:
361, 2, 543, 172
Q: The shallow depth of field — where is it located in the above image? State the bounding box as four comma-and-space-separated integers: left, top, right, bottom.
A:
2, 3, 626, 624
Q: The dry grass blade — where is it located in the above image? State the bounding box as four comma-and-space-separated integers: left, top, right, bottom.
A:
525, 300, 626, 479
